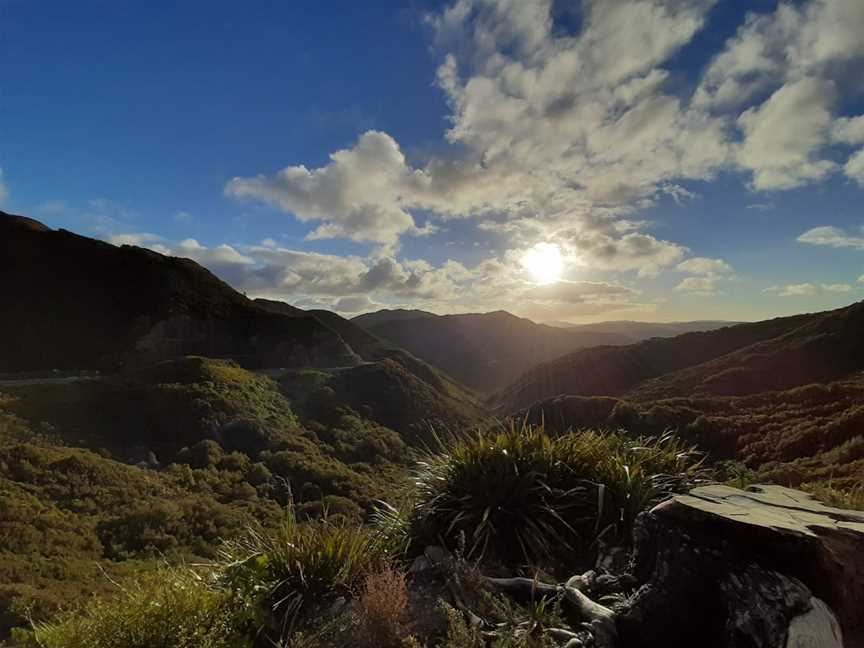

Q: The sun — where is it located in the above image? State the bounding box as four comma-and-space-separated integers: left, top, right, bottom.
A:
522, 242, 564, 285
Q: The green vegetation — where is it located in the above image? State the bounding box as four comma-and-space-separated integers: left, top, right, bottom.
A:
411, 422, 707, 571
13, 569, 250, 648
220, 508, 393, 622
0, 357, 457, 636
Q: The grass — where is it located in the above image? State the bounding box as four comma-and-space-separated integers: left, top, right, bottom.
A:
411, 421, 709, 570
12, 568, 250, 648
219, 505, 393, 635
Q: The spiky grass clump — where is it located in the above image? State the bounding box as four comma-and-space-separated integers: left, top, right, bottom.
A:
220, 507, 393, 629
12, 569, 248, 648
412, 422, 708, 570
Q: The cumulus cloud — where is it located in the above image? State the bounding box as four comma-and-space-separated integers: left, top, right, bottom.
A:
821, 283, 852, 293
798, 226, 864, 249
736, 78, 836, 190
845, 149, 864, 187
222, 0, 864, 298
674, 256, 734, 295
777, 283, 818, 297
107, 231, 651, 319
675, 276, 719, 297
676, 257, 733, 276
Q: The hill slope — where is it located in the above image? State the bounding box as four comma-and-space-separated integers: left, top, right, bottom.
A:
351, 308, 436, 329
255, 298, 381, 358
359, 310, 628, 393
491, 307, 837, 412
520, 376, 864, 491
0, 212, 357, 371
628, 300, 864, 401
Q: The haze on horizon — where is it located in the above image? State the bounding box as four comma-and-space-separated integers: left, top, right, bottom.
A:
2, 0, 864, 324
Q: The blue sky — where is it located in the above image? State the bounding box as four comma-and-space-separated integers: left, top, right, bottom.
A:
2, 0, 864, 322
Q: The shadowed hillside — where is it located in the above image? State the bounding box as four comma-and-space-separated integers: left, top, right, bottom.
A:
358, 310, 629, 393
255, 298, 381, 359
492, 308, 834, 412
0, 212, 357, 372
351, 308, 436, 329
628, 300, 864, 401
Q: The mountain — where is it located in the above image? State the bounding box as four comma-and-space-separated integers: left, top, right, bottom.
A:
491, 307, 837, 412
355, 310, 629, 393
351, 308, 437, 329
548, 319, 740, 343
255, 298, 381, 358
0, 212, 358, 372
628, 300, 864, 401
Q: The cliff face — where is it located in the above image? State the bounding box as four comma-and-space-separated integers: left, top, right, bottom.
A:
0, 211, 359, 371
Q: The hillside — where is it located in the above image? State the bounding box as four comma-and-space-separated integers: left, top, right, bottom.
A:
358, 310, 628, 393
628, 300, 864, 401
0, 212, 357, 372
520, 375, 864, 491
256, 298, 382, 359
0, 351, 489, 632
491, 307, 834, 412
351, 308, 436, 328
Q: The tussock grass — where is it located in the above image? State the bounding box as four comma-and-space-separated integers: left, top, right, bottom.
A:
411, 421, 709, 569
219, 505, 393, 629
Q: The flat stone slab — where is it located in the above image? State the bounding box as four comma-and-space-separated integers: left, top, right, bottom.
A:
661, 484, 864, 537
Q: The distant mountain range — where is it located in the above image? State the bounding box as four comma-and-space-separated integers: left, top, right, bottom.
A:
493, 301, 864, 412
352, 309, 737, 393
546, 319, 739, 343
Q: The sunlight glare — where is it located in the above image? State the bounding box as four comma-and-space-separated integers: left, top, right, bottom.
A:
522, 243, 564, 285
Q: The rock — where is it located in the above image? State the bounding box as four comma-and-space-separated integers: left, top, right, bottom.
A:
409, 555, 432, 575
618, 484, 864, 648
786, 597, 844, 648
424, 545, 451, 566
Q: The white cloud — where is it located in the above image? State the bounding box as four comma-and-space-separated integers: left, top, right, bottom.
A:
859, 275, 864, 284
832, 116, 864, 145
798, 225, 864, 249
778, 283, 818, 296
736, 77, 836, 190
676, 257, 733, 276
765, 281, 856, 296
221, 0, 864, 293
844, 149, 864, 187
675, 276, 719, 297
226, 131, 429, 245
821, 283, 852, 293
564, 230, 687, 277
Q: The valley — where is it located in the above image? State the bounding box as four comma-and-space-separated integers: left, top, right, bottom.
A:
2, 211, 863, 647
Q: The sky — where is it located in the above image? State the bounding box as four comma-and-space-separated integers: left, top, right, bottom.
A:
2, 0, 864, 323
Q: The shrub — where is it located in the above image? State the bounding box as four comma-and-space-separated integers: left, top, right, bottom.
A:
357, 566, 409, 648
412, 422, 708, 571
220, 506, 392, 629
12, 569, 249, 648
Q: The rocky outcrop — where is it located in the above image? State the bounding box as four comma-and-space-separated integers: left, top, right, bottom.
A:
469, 485, 862, 648
619, 484, 863, 648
